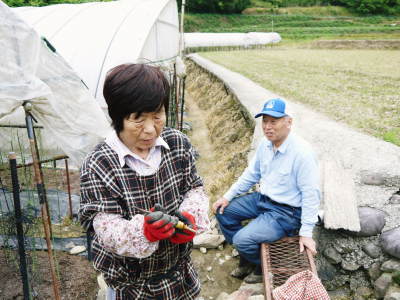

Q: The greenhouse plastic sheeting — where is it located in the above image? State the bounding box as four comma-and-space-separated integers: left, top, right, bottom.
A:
184, 32, 281, 48
12, 0, 180, 109
0, 1, 111, 165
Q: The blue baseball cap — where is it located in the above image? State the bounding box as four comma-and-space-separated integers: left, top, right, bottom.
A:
255, 98, 287, 118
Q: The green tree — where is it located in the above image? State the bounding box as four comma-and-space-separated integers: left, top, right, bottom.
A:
178, 0, 251, 13
334, 0, 400, 14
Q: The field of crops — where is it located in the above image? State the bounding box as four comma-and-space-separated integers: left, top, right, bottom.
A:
201, 49, 400, 145
185, 13, 400, 40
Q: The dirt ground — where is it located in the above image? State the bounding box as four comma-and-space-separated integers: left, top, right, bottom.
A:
185, 87, 248, 298
192, 246, 243, 299
0, 250, 97, 300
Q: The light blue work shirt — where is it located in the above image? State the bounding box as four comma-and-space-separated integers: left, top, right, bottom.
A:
224, 133, 320, 237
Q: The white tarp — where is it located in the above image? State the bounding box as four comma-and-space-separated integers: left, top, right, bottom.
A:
184, 32, 281, 48
1, 0, 180, 165
12, 0, 180, 109
0, 1, 111, 165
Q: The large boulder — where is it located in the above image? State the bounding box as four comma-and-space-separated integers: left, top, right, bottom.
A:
380, 227, 400, 259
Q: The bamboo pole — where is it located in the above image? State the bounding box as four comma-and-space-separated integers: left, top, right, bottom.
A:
179, 0, 186, 58
9, 152, 32, 300
23, 102, 61, 300
64, 158, 73, 219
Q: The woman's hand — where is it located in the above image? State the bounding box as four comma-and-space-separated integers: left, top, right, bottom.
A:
143, 210, 175, 242
169, 211, 197, 244
212, 197, 230, 214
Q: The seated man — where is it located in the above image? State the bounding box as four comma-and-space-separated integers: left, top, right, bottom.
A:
212, 98, 320, 284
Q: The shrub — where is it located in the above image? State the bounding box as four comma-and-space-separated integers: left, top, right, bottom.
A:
333, 0, 400, 14
178, 0, 251, 13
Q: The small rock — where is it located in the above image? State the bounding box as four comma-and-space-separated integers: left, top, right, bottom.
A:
381, 227, 400, 259
224, 255, 231, 261
65, 241, 75, 249
368, 262, 382, 281
69, 245, 86, 255
324, 247, 342, 264
374, 273, 393, 299
232, 249, 239, 257
239, 282, 264, 295
342, 260, 360, 271
328, 288, 351, 300
348, 207, 386, 237
362, 173, 385, 185
381, 259, 400, 272
97, 274, 108, 290
206, 266, 212, 272
384, 285, 400, 300
216, 292, 229, 300
248, 296, 265, 300
318, 258, 337, 281
218, 244, 224, 251
218, 258, 225, 265
393, 271, 400, 285
388, 194, 400, 204
362, 243, 381, 258
200, 247, 207, 254
193, 233, 225, 248
333, 240, 355, 254
211, 228, 219, 235
354, 286, 373, 299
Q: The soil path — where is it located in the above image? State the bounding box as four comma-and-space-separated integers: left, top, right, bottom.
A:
186, 93, 243, 299
185, 94, 216, 191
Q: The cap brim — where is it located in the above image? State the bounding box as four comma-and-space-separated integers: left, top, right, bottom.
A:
255, 111, 287, 118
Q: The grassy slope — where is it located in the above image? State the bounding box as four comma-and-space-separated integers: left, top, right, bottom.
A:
200, 49, 400, 145
185, 13, 400, 41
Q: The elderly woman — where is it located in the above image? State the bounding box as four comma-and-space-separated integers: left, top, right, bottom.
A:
79, 63, 210, 299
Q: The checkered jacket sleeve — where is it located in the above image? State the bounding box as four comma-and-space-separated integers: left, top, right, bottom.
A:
79, 147, 125, 230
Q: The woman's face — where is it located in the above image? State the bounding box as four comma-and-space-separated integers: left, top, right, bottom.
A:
119, 106, 166, 155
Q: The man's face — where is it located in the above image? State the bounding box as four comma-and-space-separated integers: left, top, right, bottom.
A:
261, 115, 292, 146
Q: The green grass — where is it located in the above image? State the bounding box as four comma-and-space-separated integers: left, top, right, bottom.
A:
244, 5, 355, 16
184, 13, 400, 41
200, 49, 400, 146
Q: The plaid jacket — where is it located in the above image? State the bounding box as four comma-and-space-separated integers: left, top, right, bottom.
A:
79, 127, 203, 299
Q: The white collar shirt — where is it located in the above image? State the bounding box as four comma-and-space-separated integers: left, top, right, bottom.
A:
105, 131, 170, 176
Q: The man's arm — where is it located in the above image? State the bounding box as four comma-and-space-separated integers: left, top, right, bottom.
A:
296, 150, 320, 254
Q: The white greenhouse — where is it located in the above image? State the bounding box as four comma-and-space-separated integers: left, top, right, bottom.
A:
0, 0, 181, 165
12, 0, 181, 108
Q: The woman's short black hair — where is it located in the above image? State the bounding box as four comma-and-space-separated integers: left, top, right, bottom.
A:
103, 63, 170, 133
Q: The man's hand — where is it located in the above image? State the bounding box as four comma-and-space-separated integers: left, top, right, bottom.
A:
299, 236, 317, 255
212, 197, 229, 214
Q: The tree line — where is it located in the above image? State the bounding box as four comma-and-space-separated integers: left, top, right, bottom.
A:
4, 0, 400, 15
177, 0, 399, 15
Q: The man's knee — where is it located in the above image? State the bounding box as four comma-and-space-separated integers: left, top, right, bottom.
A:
232, 230, 253, 251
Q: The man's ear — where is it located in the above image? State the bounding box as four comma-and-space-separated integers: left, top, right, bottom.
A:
287, 117, 293, 129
